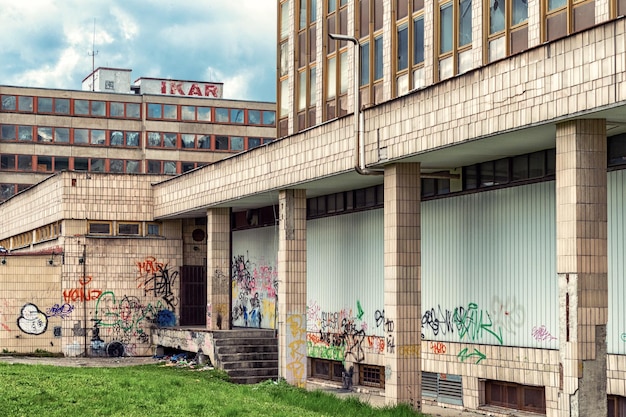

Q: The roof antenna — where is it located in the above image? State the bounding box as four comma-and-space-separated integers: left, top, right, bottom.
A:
88, 18, 99, 91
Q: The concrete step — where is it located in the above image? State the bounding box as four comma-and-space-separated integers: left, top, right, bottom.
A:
225, 367, 278, 378
219, 352, 278, 362
213, 337, 277, 346
212, 329, 276, 339
216, 344, 278, 354
221, 360, 278, 370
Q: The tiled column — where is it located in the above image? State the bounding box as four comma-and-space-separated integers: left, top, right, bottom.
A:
556, 120, 607, 417
384, 163, 421, 410
206, 208, 231, 330
277, 189, 307, 387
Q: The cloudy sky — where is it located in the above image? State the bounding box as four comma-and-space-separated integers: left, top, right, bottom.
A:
0, 0, 277, 102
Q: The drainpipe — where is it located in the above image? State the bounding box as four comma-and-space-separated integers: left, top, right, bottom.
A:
329, 33, 383, 177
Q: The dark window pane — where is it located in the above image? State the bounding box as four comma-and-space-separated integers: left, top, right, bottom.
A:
18, 155, 32, 170
74, 158, 89, 171
182, 105, 195, 120
119, 223, 140, 235
126, 132, 139, 147
110, 159, 124, 173
38, 97, 53, 113
18, 126, 32, 141
110, 131, 124, 146
181, 134, 196, 148
263, 110, 276, 126
413, 17, 425, 64
55, 128, 69, 143
110, 102, 124, 117
182, 162, 196, 172
1, 125, 15, 140
90, 159, 104, 172
1, 155, 15, 170
464, 165, 478, 189
126, 160, 140, 173
198, 135, 212, 149
74, 129, 89, 144
480, 161, 495, 186
231, 137, 244, 151
163, 104, 177, 119
148, 132, 162, 147
249, 110, 261, 124
164, 161, 176, 174
1, 95, 16, 110
147, 160, 161, 173
231, 109, 244, 123
91, 101, 105, 116
374, 36, 384, 80
197, 107, 211, 121
55, 99, 70, 114
91, 130, 105, 145
495, 158, 509, 184
147, 224, 160, 235
55, 157, 69, 171
37, 155, 52, 172
127, 103, 140, 118
163, 133, 177, 148
89, 223, 110, 234
216, 108, 229, 122
216, 136, 229, 150
529, 151, 545, 177
147, 103, 162, 119
512, 155, 529, 181
37, 127, 53, 142
397, 24, 408, 71
17, 97, 34, 114
422, 178, 435, 197
74, 100, 89, 115
248, 138, 262, 149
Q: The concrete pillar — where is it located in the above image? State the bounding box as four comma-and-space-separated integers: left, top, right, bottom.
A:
277, 189, 307, 387
556, 119, 608, 417
383, 163, 422, 410
206, 208, 231, 330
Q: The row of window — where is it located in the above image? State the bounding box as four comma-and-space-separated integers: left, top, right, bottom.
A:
0, 125, 273, 151
308, 184, 384, 218
0, 94, 276, 126
0, 221, 62, 250
0, 155, 208, 175
88, 221, 161, 237
281, 0, 622, 136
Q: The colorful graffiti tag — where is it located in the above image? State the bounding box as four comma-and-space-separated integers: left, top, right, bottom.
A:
231, 253, 277, 329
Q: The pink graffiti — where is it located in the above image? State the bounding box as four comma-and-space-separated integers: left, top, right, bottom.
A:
531, 325, 557, 341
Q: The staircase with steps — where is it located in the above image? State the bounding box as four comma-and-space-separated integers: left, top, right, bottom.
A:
213, 329, 278, 384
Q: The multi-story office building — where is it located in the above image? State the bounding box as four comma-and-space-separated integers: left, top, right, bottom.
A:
3, 1, 626, 416
0, 67, 276, 201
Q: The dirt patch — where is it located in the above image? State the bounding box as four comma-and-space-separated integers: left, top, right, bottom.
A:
0, 355, 160, 367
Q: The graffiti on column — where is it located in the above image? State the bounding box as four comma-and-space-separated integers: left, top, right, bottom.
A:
232, 253, 277, 329
17, 303, 48, 335
286, 313, 307, 387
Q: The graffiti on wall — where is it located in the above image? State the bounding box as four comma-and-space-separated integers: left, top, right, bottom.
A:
306, 302, 385, 363
94, 291, 174, 346
422, 302, 504, 345
0, 300, 11, 331
17, 303, 48, 335
231, 253, 277, 329
490, 296, 525, 335
63, 276, 102, 304
136, 257, 179, 310
46, 303, 74, 319
531, 325, 557, 341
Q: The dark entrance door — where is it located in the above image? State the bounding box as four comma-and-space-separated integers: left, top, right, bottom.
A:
179, 266, 207, 326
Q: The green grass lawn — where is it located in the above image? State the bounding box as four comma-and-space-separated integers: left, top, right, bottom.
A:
0, 363, 425, 417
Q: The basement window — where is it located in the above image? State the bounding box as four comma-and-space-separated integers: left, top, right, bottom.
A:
485, 380, 545, 414
360, 365, 384, 388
